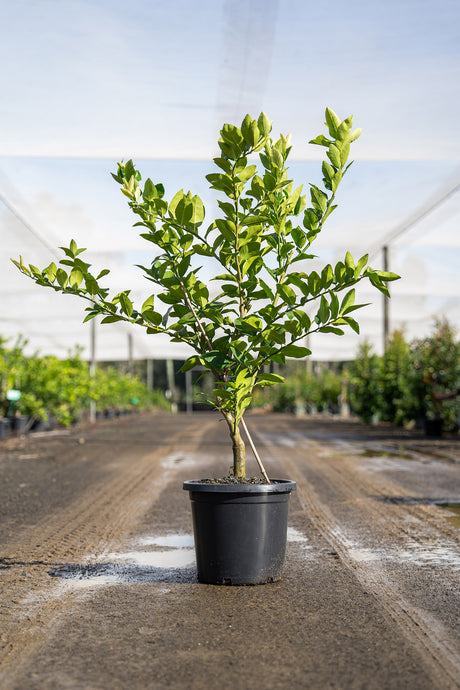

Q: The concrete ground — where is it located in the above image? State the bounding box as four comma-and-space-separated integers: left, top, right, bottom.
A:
0, 411, 459, 689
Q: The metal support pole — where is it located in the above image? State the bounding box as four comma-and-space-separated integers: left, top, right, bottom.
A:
185, 369, 193, 414
383, 245, 389, 352
146, 359, 154, 391
128, 333, 133, 375
89, 319, 96, 423
166, 359, 177, 413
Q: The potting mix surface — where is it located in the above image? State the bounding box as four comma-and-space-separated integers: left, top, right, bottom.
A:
0, 412, 459, 689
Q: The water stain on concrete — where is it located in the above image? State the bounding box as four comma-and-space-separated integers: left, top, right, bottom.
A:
435, 503, 460, 529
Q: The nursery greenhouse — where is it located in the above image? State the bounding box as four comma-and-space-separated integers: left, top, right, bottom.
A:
1, 0, 459, 363
2, 5, 460, 690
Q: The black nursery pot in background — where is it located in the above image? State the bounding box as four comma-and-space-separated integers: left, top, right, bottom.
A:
183, 479, 296, 585
424, 418, 443, 437
0, 418, 11, 439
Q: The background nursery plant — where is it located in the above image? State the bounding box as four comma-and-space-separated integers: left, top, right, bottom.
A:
13, 108, 398, 480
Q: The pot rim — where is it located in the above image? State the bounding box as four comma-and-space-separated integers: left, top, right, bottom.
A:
183, 478, 296, 494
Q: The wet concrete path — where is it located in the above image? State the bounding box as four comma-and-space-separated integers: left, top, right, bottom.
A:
0, 412, 459, 689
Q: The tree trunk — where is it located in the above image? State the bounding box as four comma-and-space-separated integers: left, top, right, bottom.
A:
221, 411, 246, 477
231, 424, 246, 477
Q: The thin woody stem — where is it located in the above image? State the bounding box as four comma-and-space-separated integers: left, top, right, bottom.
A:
178, 277, 213, 351
240, 417, 270, 483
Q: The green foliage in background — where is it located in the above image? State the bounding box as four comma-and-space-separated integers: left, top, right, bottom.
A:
0, 338, 168, 426
378, 330, 415, 425
410, 319, 460, 429
348, 342, 381, 423
255, 320, 459, 434
254, 366, 342, 415
349, 320, 459, 431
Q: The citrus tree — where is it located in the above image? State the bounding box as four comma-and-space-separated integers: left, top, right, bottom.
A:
13, 108, 398, 478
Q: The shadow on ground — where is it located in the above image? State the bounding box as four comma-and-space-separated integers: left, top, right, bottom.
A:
0, 557, 196, 584
48, 562, 197, 584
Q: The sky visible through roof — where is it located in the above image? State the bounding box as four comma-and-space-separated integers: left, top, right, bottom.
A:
0, 0, 459, 361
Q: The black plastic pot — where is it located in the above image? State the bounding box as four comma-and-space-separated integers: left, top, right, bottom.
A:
424, 418, 443, 437
11, 415, 29, 434
0, 418, 11, 439
183, 479, 296, 585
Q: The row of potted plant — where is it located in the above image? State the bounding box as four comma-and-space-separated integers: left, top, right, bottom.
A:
348, 319, 460, 432
0, 336, 169, 435
248, 319, 459, 433
251, 365, 343, 415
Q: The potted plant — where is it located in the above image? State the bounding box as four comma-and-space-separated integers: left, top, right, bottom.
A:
13, 108, 398, 584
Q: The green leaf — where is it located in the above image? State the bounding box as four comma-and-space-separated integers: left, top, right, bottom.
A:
280, 344, 312, 358
180, 355, 202, 373
345, 251, 355, 271
336, 116, 353, 141
331, 169, 343, 193
212, 387, 234, 400
325, 108, 341, 137
264, 328, 285, 344
84, 275, 99, 296
215, 218, 236, 241
308, 271, 321, 295
350, 128, 362, 142
221, 123, 244, 148
258, 279, 274, 300
188, 195, 205, 226
257, 112, 272, 137
291, 227, 306, 249
236, 164, 257, 182
143, 178, 158, 201
235, 316, 263, 334
257, 373, 284, 386
309, 134, 332, 147
285, 273, 307, 297
142, 310, 162, 326
277, 283, 297, 305
44, 262, 57, 281
343, 316, 360, 334
29, 264, 41, 278
83, 311, 99, 323
321, 264, 333, 288
241, 115, 260, 147
141, 295, 155, 312
373, 270, 400, 281
330, 293, 339, 319
201, 350, 230, 369
213, 157, 233, 174
97, 269, 110, 280
56, 268, 68, 288
319, 326, 344, 335
355, 254, 368, 277
293, 310, 311, 330
101, 315, 123, 324
340, 288, 356, 314
263, 172, 276, 191
69, 269, 83, 289
366, 272, 390, 297
322, 161, 336, 185
339, 142, 350, 167
119, 293, 133, 316
317, 295, 330, 323
327, 144, 341, 168
168, 189, 184, 218
310, 186, 327, 214
216, 201, 235, 219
